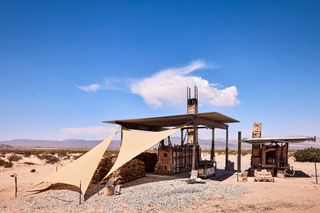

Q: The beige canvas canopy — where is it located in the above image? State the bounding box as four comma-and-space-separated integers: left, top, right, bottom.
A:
104, 127, 180, 178
39, 130, 119, 194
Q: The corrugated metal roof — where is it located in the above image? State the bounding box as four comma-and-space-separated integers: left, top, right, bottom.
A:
103, 112, 239, 130
242, 136, 316, 144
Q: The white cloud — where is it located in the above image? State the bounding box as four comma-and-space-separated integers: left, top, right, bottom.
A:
76, 84, 101, 92
130, 60, 239, 107
60, 126, 117, 140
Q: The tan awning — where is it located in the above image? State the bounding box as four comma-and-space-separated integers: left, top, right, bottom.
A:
41, 130, 119, 194
104, 127, 180, 178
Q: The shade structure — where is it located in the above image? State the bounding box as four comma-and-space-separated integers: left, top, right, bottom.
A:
41, 130, 118, 194
104, 112, 238, 131
242, 136, 316, 144
104, 127, 180, 178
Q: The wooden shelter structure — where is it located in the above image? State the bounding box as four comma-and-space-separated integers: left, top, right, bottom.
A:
103, 111, 239, 171
242, 136, 316, 175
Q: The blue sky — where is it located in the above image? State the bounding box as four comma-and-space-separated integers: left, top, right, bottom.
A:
0, 0, 319, 140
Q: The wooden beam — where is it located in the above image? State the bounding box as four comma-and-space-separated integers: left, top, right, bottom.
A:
193, 116, 227, 129
116, 122, 167, 131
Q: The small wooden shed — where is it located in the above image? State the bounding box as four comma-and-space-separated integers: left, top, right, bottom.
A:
242, 136, 316, 175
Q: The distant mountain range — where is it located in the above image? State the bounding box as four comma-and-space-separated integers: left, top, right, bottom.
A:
0, 139, 103, 149
0, 137, 318, 149
0, 137, 239, 149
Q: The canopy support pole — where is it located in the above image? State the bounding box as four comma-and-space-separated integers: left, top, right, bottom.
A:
225, 126, 229, 170
237, 131, 242, 173
210, 128, 215, 161
192, 122, 197, 170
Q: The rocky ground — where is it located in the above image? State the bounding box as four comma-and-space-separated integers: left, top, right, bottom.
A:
1, 153, 320, 213
0, 177, 247, 213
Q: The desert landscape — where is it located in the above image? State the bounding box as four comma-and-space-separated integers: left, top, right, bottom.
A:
1, 1, 320, 213
1, 149, 319, 213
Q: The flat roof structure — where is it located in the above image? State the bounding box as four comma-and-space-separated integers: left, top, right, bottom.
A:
104, 111, 239, 171
242, 136, 316, 144
103, 111, 239, 131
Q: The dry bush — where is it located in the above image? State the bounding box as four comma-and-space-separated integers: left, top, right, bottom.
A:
215, 150, 225, 155
241, 150, 251, 156
38, 154, 59, 164
73, 154, 84, 160
0, 159, 13, 168
24, 162, 35, 165
8, 154, 22, 162
294, 148, 320, 162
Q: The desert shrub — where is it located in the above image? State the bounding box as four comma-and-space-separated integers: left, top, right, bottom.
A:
0, 159, 13, 168
294, 147, 320, 162
229, 150, 237, 155
215, 150, 225, 155
73, 154, 84, 160
24, 162, 35, 165
21, 151, 32, 157
30, 169, 36, 173
8, 154, 22, 162
63, 155, 71, 160
57, 150, 68, 158
241, 150, 251, 156
38, 154, 59, 164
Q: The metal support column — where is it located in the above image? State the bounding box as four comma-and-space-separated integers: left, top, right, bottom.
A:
237, 131, 242, 173
210, 128, 215, 161
225, 126, 229, 170
192, 122, 197, 170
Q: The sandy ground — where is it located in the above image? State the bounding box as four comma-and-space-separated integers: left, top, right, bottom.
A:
0, 157, 72, 200
1, 153, 320, 212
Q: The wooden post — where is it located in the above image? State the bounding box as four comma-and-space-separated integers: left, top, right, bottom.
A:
272, 159, 275, 182
181, 129, 184, 146
237, 131, 242, 173
315, 159, 318, 185
120, 127, 123, 147
192, 122, 198, 170
210, 128, 215, 161
225, 126, 229, 170
79, 180, 82, 205
237, 131, 242, 182
192, 123, 197, 170
14, 173, 17, 198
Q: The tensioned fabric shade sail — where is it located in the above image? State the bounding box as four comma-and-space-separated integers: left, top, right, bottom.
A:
40, 130, 119, 194
104, 127, 180, 179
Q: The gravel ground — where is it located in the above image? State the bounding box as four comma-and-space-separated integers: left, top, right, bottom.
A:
0, 178, 247, 213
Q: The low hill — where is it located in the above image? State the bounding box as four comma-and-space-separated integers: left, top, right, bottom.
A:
0, 137, 317, 149
0, 144, 13, 149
